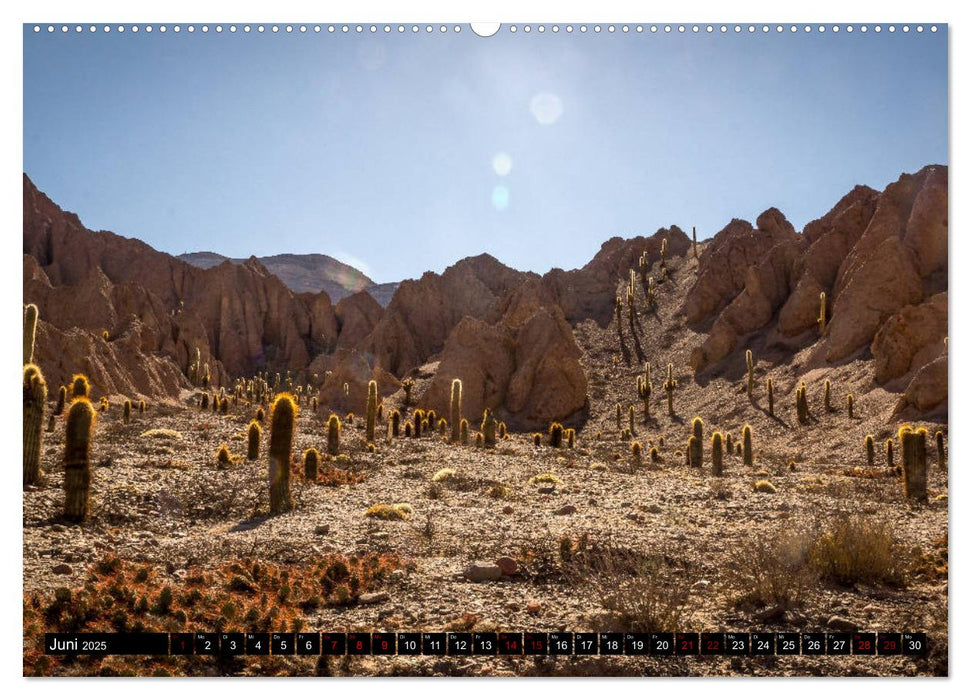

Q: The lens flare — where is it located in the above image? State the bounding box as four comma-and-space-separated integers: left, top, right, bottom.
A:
530, 92, 563, 125
492, 184, 510, 210
492, 152, 513, 176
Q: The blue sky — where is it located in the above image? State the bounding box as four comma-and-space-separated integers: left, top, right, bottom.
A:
23, 25, 947, 283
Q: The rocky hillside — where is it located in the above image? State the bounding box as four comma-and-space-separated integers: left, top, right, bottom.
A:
178, 251, 398, 306
22, 165, 947, 430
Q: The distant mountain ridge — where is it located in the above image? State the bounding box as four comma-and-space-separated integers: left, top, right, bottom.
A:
177, 251, 397, 306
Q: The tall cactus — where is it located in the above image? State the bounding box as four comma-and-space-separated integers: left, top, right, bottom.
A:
935, 431, 945, 471
71, 374, 90, 399
638, 363, 652, 419
824, 379, 832, 412
24, 303, 38, 365
886, 438, 894, 468
63, 398, 95, 521
711, 431, 724, 476
846, 393, 854, 419
268, 394, 296, 515
663, 363, 678, 417
796, 383, 809, 424
615, 403, 622, 430
899, 425, 928, 502
402, 378, 415, 406
742, 424, 754, 468
450, 378, 462, 444
628, 405, 636, 436
247, 420, 261, 460
766, 378, 774, 417
23, 364, 47, 486
365, 379, 378, 443
327, 414, 341, 456
123, 399, 132, 424
818, 292, 827, 335
304, 447, 320, 482
55, 385, 66, 416
460, 418, 469, 445
746, 349, 755, 398
390, 410, 400, 438
481, 408, 497, 448
865, 435, 875, 466
692, 416, 704, 465
692, 226, 698, 258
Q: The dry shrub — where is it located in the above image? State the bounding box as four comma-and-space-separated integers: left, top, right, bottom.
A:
809, 514, 908, 586
566, 541, 689, 632
734, 531, 813, 610
317, 466, 366, 487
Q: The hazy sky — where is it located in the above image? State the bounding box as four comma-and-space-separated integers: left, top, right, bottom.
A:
23, 24, 947, 283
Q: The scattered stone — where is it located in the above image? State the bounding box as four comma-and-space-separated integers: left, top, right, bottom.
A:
538, 486, 556, 495
314, 524, 331, 535
526, 600, 542, 615
389, 569, 407, 584
51, 524, 66, 533
827, 616, 857, 632
358, 591, 390, 605
501, 505, 514, 515
464, 562, 503, 583
554, 505, 577, 516
495, 557, 519, 576
52, 563, 72, 575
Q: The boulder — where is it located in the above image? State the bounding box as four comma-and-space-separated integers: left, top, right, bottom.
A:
871, 293, 947, 385
896, 354, 947, 417
316, 349, 401, 414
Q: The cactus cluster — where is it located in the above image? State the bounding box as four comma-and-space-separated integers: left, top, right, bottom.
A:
549, 422, 564, 448
481, 409, 497, 448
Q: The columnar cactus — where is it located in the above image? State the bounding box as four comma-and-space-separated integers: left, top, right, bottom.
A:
637, 363, 652, 419
898, 425, 928, 502
377, 403, 384, 422
566, 428, 575, 448
481, 409, 497, 448
650, 446, 660, 464
55, 385, 66, 416
865, 435, 875, 466
628, 405, 636, 436
549, 422, 564, 448
935, 431, 945, 470
450, 378, 462, 444
63, 398, 95, 521
460, 419, 469, 445
746, 350, 755, 398
391, 410, 401, 438
742, 424, 754, 468
818, 292, 827, 335
767, 378, 774, 416
23, 364, 47, 486
846, 393, 854, 419
201, 393, 210, 410
402, 378, 415, 406
692, 226, 698, 258
438, 418, 448, 436
663, 363, 678, 417
326, 414, 341, 456
123, 399, 132, 424
631, 441, 642, 470
413, 409, 425, 438
268, 394, 297, 514
725, 433, 733, 455
138, 399, 146, 415
71, 374, 90, 399
615, 403, 622, 430
247, 420, 261, 460
256, 407, 265, 422
711, 431, 724, 477
886, 438, 894, 468
796, 383, 809, 424
533, 433, 542, 447
824, 379, 832, 412
404, 422, 413, 438
688, 435, 701, 469
365, 379, 378, 443
24, 303, 38, 365
304, 447, 320, 482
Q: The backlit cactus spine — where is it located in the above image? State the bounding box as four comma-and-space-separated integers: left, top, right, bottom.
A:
268, 394, 297, 514
549, 422, 564, 448
692, 226, 698, 258
247, 420, 261, 460
691, 416, 704, 466
460, 418, 469, 445
663, 363, 678, 417
711, 431, 724, 476
898, 425, 928, 502
71, 374, 90, 399
23, 364, 47, 486
365, 379, 378, 443
450, 378, 462, 444
326, 414, 341, 456
63, 398, 95, 521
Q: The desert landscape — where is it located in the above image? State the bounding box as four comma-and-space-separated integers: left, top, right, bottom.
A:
22, 164, 947, 677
